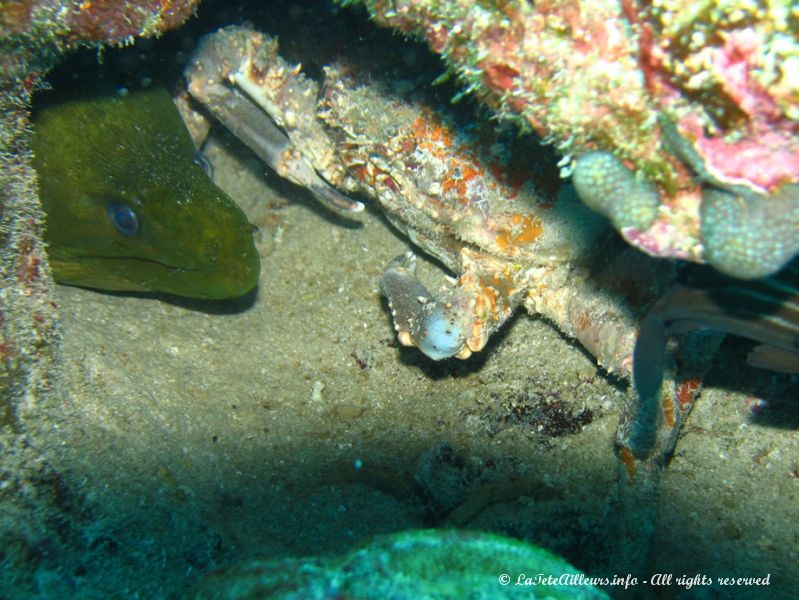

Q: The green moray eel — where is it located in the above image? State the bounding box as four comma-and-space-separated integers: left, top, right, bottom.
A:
32, 87, 260, 299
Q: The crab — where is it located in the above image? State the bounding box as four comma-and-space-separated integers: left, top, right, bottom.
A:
180, 25, 719, 467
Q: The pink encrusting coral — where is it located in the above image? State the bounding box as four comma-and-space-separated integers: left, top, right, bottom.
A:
341, 0, 799, 278
640, 11, 799, 194
679, 115, 799, 195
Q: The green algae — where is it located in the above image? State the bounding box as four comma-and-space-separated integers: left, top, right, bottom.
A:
32, 87, 260, 299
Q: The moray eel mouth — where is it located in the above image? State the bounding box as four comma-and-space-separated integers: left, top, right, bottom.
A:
33, 87, 261, 300
42, 206, 261, 300
48, 233, 261, 300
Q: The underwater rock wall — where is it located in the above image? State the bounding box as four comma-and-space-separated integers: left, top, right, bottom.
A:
341, 0, 799, 279
0, 0, 200, 424
0, 5, 200, 586
0, 82, 56, 427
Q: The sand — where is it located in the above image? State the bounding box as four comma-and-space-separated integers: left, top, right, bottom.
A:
1, 2, 797, 596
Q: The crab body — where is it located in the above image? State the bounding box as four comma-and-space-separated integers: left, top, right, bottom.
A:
182, 25, 718, 462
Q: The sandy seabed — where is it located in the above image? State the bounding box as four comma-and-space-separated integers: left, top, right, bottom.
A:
0, 126, 792, 598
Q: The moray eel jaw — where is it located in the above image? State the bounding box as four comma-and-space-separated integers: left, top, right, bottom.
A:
33, 87, 260, 300
49, 240, 260, 301
49, 259, 258, 300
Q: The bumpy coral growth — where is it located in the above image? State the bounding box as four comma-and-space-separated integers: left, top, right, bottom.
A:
700, 185, 799, 280
65, 0, 200, 43
195, 529, 610, 598
572, 152, 660, 231
342, 0, 799, 279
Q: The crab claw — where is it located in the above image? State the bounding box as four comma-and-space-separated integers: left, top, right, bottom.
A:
185, 27, 363, 214
309, 182, 364, 213
380, 252, 473, 360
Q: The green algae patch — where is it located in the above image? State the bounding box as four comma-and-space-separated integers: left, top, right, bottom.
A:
195, 529, 610, 599
32, 87, 260, 299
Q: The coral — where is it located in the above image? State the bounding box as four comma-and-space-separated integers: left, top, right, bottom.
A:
340, 0, 666, 186
339, 0, 799, 279
0, 1, 199, 420
701, 185, 799, 279
0, 86, 58, 428
64, 0, 200, 44
194, 529, 610, 598
0, 0, 200, 47
572, 152, 660, 231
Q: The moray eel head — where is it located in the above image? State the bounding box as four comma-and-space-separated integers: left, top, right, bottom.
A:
33, 87, 260, 300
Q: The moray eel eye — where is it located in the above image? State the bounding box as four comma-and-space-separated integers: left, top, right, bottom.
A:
108, 203, 140, 236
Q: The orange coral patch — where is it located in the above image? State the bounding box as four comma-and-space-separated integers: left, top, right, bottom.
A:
661, 394, 676, 428
441, 178, 458, 194
411, 113, 454, 150
461, 165, 481, 182
410, 116, 427, 139
619, 446, 637, 478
